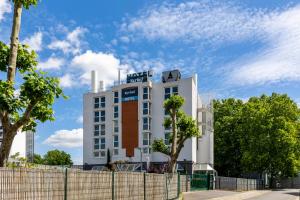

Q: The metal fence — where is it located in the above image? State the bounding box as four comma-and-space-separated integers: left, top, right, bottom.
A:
215, 176, 264, 191
0, 168, 187, 200
279, 176, 300, 189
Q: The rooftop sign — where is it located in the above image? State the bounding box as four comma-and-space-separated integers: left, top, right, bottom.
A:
162, 70, 181, 83
126, 71, 153, 83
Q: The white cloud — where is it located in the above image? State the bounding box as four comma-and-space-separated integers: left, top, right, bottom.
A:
71, 50, 131, 86
122, 1, 265, 43
229, 5, 300, 85
23, 32, 43, 52
59, 74, 74, 88
0, 0, 11, 22
43, 128, 83, 148
48, 27, 87, 55
38, 57, 65, 70
76, 115, 83, 124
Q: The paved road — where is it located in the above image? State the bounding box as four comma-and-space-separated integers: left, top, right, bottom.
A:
184, 189, 300, 200
246, 189, 300, 200
183, 190, 239, 200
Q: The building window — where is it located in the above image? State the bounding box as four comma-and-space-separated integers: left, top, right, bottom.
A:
114, 91, 119, 104
94, 111, 100, 122
100, 97, 105, 108
114, 106, 118, 118
100, 111, 105, 122
165, 132, 170, 145
94, 138, 100, 150
94, 152, 100, 158
143, 132, 150, 146
100, 138, 105, 149
100, 151, 106, 157
94, 98, 100, 109
114, 120, 118, 133
143, 102, 149, 115
101, 124, 105, 135
143, 87, 149, 100
164, 87, 171, 99
172, 86, 178, 95
143, 117, 151, 130
114, 135, 119, 148
94, 125, 100, 136
113, 149, 119, 156
143, 147, 149, 154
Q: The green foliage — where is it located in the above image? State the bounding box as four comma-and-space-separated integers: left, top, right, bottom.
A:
164, 95, 184, 115
214, 93, 300, 180
12, 0, 39, 9
152, 139, 170, 156
43, 150, 73, 166
33, 154, 43, 164
0, 42, 66, 132
213, 98, 244, 177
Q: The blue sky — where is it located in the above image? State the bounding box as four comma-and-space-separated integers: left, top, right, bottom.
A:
1, 0, 300, 164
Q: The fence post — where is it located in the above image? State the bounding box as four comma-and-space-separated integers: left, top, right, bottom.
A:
177, 173, 181, 197
144, 172, 146, 200
64, 168, 68, 200
112, 171, 115, 200
247, 179, 249, 191
186, 174, 188, 192
236, 178, 238, 191
166, 174, 168, 200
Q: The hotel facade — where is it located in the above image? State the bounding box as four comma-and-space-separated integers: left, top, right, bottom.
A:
83, 70, 213, 171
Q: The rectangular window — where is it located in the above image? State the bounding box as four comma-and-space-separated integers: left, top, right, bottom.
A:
101, 124, 105, 135
114, 91, 119, 104
164, 87, 171, 99
165, 132, 170, 145
94, 152, 100, 158
100, 111, 105, 122
100, 97, 105, 108
114, 120, 118, 133
172, 86, 178, 95
94, 138, 99, 150
143, 87, 149, 100
143, 133, 149, 146
94, 111, 100, 122
143, 102, 148, 115
100, 138, 105, 149
100, 151, 106, 157
94, 125, 100, 136
143, 147, 149, 154
143, 117, 149, 130
113, 149, 119, 155
94, 98, 100, 109
114, 135, 119, 148
114, 106, 118, 118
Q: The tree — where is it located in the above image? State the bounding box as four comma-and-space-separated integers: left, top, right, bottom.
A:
43, 150, 73, 166
213, 98, 244, 177
152, 95, 200, 173
33, 154, 43, 164
240, 93, 300, 187
0, 0, 66, 167
213, 93, 300, 187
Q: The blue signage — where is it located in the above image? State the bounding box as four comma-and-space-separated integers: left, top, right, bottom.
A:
122, 87, 138, 102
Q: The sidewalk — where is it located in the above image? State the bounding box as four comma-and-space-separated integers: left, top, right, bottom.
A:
183, 190, 270, 200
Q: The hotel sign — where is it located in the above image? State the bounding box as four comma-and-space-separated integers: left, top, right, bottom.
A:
122, 87, 138, 102
126, 71, 153, 83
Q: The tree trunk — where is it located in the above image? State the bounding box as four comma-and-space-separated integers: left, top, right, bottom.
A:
169, 109, 178, 173
0, 130, 17, 167
7, 2, 23, 82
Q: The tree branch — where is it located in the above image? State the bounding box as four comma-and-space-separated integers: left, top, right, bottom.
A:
12, 98, 39, 132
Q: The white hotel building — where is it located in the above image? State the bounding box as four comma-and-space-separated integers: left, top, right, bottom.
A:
83, 70, 214, 172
